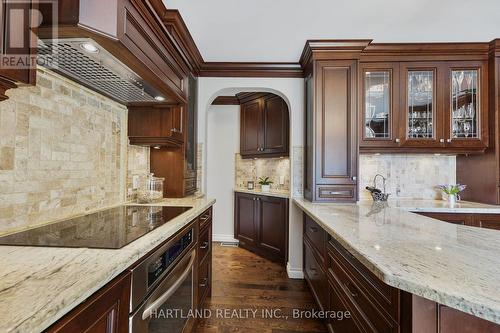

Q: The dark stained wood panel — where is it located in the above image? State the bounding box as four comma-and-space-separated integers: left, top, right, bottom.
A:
46, 272, 131, 333
257, 195, 288, 263
240, 99, 262, 156
211, 96, 239, 105
234, 192, 258, 246
263, 95, 289, 155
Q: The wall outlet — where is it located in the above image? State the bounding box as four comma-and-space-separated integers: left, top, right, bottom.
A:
279, 175, 285, 185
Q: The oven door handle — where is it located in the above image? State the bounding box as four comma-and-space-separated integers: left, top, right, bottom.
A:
141, 250, 196, 320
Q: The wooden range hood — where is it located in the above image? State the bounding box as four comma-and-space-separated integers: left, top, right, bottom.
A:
37, 0, 190, 106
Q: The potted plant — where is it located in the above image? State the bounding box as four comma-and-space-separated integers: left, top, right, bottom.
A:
436, 184, 467, 205
258, 177, 273, 192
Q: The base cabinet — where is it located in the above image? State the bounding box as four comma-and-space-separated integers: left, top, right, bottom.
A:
46, 272, 131, 333
302, 212, 500, 333
197, 207, 213, 308
234, 192, 288, 263
416, 212, 500, 230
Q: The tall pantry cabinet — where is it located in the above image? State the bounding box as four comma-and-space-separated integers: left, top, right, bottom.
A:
302, 40, 371, 202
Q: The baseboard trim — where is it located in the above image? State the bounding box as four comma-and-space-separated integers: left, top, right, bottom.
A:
286, 262, 304, 279
213, 233, 239, 243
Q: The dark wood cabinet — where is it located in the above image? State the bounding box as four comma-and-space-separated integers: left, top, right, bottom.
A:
128, 73, 198, 198
359, 59, 489, 153
197, 207, 212, 308
303, 211, 500, 333
0, 0, 36, 100
239, 94, 289, 158
234, 192, 288, 263
128, 106, 183, 145
416, 212, 500, 230
304, 56, 359, 202
416, 212, 473, 226
46, 272, 131, 333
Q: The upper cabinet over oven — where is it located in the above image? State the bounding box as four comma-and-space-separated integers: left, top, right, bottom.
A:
359, 43, 490, 154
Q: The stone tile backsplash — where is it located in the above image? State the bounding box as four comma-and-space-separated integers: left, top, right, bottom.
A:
359, 154, 456, 200
235, 154, 290, 191
0, 68, 149, 234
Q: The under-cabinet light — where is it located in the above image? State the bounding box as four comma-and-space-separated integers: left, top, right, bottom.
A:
153, 146, 161, 150
154, 96, 165, 101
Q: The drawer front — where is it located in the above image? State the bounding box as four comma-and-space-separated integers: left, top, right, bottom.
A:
304, 239, 328, 311
304, 214, 326, 261
328, 279, 364, 333
198, 256, 211, 306
474, 214, 500, 230
328, 251, 398, 332
199, 207, 212, 230
198, 225, 211, 263
328, 238, 399, 321
318, 185, 356, 201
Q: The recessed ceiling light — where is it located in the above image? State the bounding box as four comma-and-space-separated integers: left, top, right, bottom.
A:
435, 246, 442, 251
155, 96, 165, 102
80, 42, 99, 53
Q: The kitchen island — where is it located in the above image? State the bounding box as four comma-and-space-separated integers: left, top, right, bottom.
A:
0, 196, 215, 333
294, 198, 500, 330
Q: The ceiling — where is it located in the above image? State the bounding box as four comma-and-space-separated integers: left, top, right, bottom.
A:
163, 0, 500, 62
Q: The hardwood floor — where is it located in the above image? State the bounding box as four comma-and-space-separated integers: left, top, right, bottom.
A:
194, 244, 327, 333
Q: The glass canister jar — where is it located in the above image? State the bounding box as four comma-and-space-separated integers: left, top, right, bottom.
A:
137, 173, 165, 203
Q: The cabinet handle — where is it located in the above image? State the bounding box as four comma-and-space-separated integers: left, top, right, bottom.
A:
200, 242, 209, 249
328, 191, 345, 195
344, 282, 358, 298
395, 138, 400, 143
309, 226, 318, 233
439, 138, 445, 143
199, 278, 208, 288
447, 139, 452, 143
351, 176, 357, 181
309, 267, 317, 275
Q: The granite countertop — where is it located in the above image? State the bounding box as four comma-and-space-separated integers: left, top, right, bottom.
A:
234, 187, 290, 198
0, 196, 215, 333
293, 197, 500, 325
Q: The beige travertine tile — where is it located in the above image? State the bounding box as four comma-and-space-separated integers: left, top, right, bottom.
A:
359, 154, 456, 200
235, 153, 290, 191
0, 67, 151, 234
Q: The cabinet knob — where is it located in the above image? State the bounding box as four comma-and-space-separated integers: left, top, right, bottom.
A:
447, 139, 452, 143
199, 278, 208, 288
395, 138, 400, 143
439, 138, 445, 143
352, 176, 357, 181
200, 242, 209, 249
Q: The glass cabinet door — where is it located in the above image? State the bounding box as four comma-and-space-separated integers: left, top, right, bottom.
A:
364, 71, 391, 139
407, 70, 435, 139
451, 69, 479, 139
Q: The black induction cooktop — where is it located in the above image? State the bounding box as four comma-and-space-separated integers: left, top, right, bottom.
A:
0, 205, 192, 249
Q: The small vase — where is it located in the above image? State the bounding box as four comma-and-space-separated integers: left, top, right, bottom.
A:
447, 194, 457, 205
261, 185, 270, 192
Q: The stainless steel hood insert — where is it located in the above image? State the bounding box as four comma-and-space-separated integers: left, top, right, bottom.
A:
38, 38, 164, 104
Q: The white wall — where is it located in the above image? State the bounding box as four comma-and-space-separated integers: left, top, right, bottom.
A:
198, 77, 305, 278
206, 105, 240, 242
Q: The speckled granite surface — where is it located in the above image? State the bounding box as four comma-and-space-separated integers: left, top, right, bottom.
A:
293, 198, 500, 325
0, 196, 215, 333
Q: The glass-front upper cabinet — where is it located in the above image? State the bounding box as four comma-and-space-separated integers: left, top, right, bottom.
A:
445, 62, 488, 149
360, 63, 399, 148
400, 64, 443, 147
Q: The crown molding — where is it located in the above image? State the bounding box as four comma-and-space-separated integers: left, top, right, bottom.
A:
199, 62, 303, 78
211, 96, 240, 105
300, 39, 373, 66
